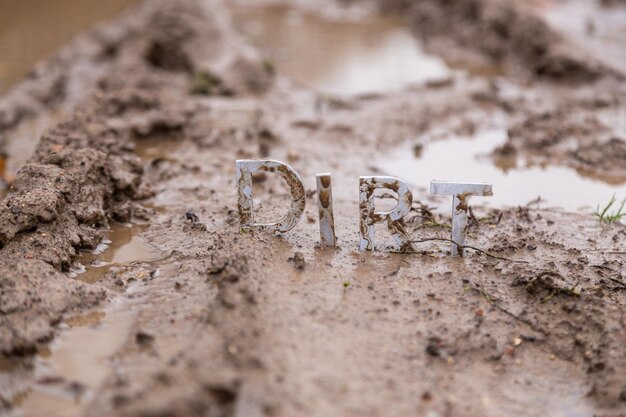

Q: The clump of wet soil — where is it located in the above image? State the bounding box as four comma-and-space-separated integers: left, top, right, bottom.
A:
371, 0, 618, 82
0, 260, 106, 355
492, 104, 626, 182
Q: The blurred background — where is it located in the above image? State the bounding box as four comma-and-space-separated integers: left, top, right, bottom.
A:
0, 0, 135, 93
0, 0, 625, 211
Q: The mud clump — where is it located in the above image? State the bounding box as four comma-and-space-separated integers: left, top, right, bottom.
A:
140, 1, 210, 73
0, 259, 105, 355
0, 102, 146, 352
493, 108, 626, 181
288, 251, 306, 270
0, 0, 277, 356
572, 137, 626, 179
135, 0, 273, 95
371, 0, 614, 82
505, 111, 606, 151
0, 106, 147, 268
135, 330, 155, 348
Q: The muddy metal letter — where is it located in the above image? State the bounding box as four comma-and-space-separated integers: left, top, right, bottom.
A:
430, 180, 493, 257
236, 159, 306, 233
316, 173, 336, 246
235, 160, 495, 256
359, 176, 414, 251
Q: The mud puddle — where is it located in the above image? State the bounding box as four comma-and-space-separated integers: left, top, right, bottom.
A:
15, 297, 138, 417
71, 222, 159, 283
230, 4, 450, 95
379, 129, 626, 212
0, 0, 137, 93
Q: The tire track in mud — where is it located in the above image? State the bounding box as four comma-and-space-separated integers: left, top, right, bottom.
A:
0, 0, 274, 414
0, 0, 268, 354
78, 235, 268, 417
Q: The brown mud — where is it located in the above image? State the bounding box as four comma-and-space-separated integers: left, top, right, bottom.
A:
0, 0, 625, 416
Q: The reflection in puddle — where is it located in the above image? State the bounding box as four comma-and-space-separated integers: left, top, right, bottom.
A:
231, 5, 450, 95
18, 298, 136, 417
380, 130, 626, 211
73, 222, 159, 283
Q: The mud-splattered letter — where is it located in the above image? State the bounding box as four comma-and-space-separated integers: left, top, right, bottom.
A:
236, 159, 306, 233
359, 176, 414, 252
316, 173, 336, 246
430, 181, 493, 257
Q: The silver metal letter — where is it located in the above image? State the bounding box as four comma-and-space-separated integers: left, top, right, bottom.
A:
430, 180, 493, 257
236, 159, 306, 233
316, 173, 336, 246
359, 176, 414, 252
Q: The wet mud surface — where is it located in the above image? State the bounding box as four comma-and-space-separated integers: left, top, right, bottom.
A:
0, 0, 625, 416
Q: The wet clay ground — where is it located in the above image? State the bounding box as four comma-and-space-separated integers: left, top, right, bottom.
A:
1, 0, 626, 416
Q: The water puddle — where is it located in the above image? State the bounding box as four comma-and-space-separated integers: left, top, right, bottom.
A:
72, 222, 159, 283
230, 4, 450, 96
16, 297, 137, 417
0, 0, 137, 93
379, 129, 626, 211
